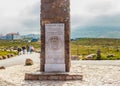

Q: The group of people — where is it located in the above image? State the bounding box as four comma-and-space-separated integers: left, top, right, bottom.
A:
17, 45, 35, 55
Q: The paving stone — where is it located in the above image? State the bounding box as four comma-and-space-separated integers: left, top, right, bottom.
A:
0, 61, 120, 85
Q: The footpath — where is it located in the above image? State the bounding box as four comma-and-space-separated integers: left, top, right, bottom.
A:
0, 53, 40, 67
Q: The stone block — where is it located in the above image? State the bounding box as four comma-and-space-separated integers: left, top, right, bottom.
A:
25, 72, 83, 81
66, 76, 72, 80
48, 76, 58, 80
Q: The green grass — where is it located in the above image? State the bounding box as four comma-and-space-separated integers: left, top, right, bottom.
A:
0, 38, 120, 60
71, 38, 120, 60
0, 40, 40, 57
0, 40, 40, 50
0, 51, 18, 57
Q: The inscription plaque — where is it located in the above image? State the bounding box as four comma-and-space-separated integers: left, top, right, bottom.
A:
45, 23, 65, 72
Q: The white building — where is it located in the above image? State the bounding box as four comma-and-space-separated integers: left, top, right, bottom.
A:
6, 32, 22, 40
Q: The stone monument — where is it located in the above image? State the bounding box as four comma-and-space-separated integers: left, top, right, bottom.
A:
25, 0, 83, 80
40, 0, 70, 72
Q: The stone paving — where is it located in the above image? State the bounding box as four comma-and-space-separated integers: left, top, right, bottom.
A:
0, 61, 120, 86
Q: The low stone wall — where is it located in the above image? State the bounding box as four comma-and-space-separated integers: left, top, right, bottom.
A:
25, 72, 83, 81
0, 54, 15, 60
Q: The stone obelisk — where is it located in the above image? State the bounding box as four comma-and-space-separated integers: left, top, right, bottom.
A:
25, 0, 83, 80
40, 0, 71, 72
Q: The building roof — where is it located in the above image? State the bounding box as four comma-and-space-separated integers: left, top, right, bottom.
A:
6, 32, 19, 35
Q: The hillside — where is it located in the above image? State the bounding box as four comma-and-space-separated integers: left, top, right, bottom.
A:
72, 26, 120, 39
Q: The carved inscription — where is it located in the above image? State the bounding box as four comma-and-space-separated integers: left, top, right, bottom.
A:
48, 36, 62, 50
45, 23, 65, 64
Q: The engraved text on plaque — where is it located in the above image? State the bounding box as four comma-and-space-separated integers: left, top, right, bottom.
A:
45, 23, 65, 72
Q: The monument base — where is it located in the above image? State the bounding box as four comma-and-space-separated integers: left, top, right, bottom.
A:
45, 64, 65, 72
25, 72, 83, 81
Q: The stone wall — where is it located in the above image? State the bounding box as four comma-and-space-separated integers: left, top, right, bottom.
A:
40, 0, 71, 72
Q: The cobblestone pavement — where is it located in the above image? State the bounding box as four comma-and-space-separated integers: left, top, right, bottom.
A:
0, 61, 120, 86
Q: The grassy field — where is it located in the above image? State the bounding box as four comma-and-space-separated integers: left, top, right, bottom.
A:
0, 40, 40, 57
0, 51, 18, 57
0, 38, 120, 60
71, 38, 120, 60
0, 40, 40, 50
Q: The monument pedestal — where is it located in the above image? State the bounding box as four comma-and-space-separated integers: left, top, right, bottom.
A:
25, 0, 83, 81
25, 72, 83, 81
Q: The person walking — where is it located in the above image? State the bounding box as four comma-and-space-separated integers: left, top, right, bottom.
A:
29, 45, 34, 54
26, 45, 29, 54
17, 47, 22, 55
22, 46, 26, 54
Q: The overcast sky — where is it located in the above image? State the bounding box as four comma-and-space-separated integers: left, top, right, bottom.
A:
0, 0, 120, 35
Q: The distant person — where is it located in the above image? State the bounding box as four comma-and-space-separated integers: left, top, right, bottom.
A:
22, 46, 26, 54
17, 47, 22, 55
32, 46, 35, 52
29, 45, 34, 54
26, 45, 29, 54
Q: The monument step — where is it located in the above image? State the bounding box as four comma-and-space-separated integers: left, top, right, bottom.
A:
25, 72, 83, 81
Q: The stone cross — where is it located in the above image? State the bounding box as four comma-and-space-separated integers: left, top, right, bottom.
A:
40, 0, 71, 72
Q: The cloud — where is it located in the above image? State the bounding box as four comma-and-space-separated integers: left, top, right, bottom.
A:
71, 14, 120, 31
19, 3, 40, 34
71, 0, 120, 30
71, 0, 120, 16
92, 14, 120, 27
0, 0, 120, 35
0, 0, 40, 34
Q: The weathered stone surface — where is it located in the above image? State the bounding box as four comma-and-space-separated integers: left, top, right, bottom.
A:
25, 72, 83, 81
2, 56, 7, 59
0, 66, 5, 70
85, 54, 96, 60
66, 76, 72, 80
7, 55, 11, 58
48, 76, 58, 80
25, 58, 33, 66
40, 0, 71, 72
10, 54, 14, 57
45, 23, 65, 72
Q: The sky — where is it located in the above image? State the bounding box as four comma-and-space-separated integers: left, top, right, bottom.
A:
0, 0, 120, 35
